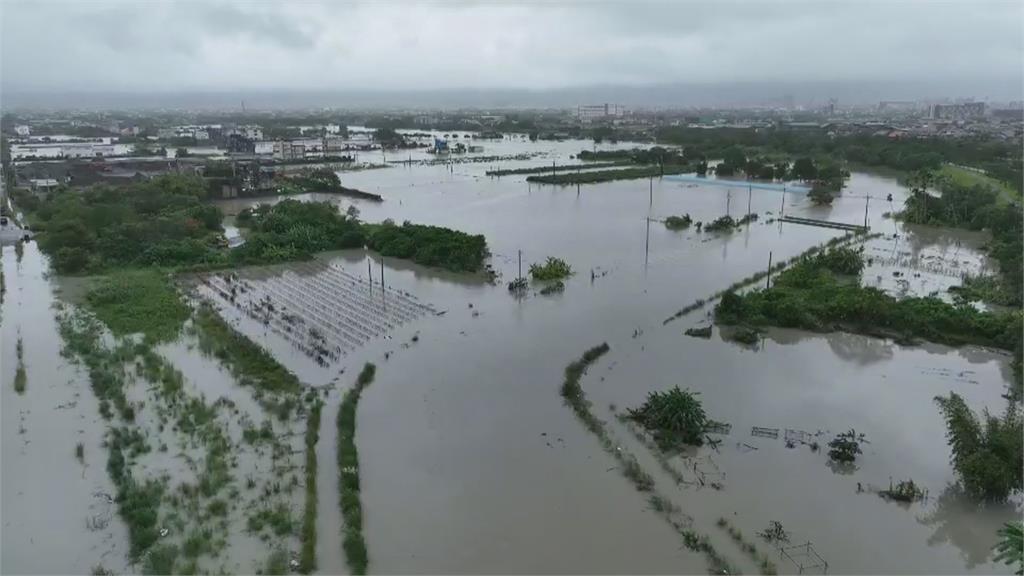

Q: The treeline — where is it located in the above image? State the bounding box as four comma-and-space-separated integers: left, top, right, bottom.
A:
233, 200, 366, 264
14, 175, 224, 274
18, 175, 489, 275
656, 127, 1023, 194
363, 220, 489, 273
902, 171, 1023, 306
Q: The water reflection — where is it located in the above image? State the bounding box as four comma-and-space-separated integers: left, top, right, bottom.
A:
917, 484, 1021, 569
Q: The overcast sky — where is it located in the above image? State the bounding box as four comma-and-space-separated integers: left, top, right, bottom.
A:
2, 0, 1022, 94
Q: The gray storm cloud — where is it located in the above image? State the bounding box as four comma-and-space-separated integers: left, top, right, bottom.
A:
1, 0, 1021, 93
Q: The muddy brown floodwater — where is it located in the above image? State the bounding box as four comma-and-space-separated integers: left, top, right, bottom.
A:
3, 136, 1019, 574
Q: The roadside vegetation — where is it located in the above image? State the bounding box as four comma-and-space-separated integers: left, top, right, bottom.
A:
337, 363, 377, 575
486, 162, 627, 176
526, 164, 694, 185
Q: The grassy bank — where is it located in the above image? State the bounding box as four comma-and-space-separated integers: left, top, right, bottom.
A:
526, 164, 694, 185
337, 363, 377, 575
299, 401, 323, 574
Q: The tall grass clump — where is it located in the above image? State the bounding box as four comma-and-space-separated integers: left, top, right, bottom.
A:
337, 363, 376, 575
299, 401, 323, 574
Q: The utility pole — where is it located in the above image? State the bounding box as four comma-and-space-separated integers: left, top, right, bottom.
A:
649, 177, 653, 206
766, 251, 773, 288
367, 258, 373, 286
863, 195, 870, 230
726, 189, 732, 217
747, 184, 752, 217
518, 249, 522, 282
780, 186, 786, 216
645, 217, 651, 267
381, 257, 386, 309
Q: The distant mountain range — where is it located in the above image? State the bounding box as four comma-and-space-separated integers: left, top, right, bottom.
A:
3, 77, 1021, 111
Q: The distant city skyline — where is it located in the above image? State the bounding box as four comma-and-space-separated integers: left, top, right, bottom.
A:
1, 0, 1022, 100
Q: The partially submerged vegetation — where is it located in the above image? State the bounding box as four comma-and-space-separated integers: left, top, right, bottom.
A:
714, 245, 1023, 391
13, 336, 26, 394
704, 213, 758, 233
86, 271, 190, 342
625, 386, 709, 448
716, 517, 778, 575
338, 363, 377, 575
529, 256, 573, 282
664, 214, 693, 230
901, 170, 1023, 307
827, 429, 865, 464
560, 344, 737, 574
364, 219, 489, 273
193, 304, 302, 415
934, 392, 1021, 501
526, 164, 694, 185
16, 175, 489, 276
299, 401, 323, 574
486, 161, 627, 176
15, 175, 224, 274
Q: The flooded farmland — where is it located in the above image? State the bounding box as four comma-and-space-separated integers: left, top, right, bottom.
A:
3, 137, 1019, 574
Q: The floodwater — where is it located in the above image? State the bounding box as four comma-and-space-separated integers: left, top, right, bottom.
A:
1, 243, 130, 574
3, 136, 1018, 574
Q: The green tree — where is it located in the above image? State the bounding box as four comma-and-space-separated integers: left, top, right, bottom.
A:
934, 393, 1022, 502
995, 521, 1023, 575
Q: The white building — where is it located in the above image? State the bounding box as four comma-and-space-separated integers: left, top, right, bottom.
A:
14, 125, 31, 137
254, 141, 275, 155
577, 104, 626, 122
